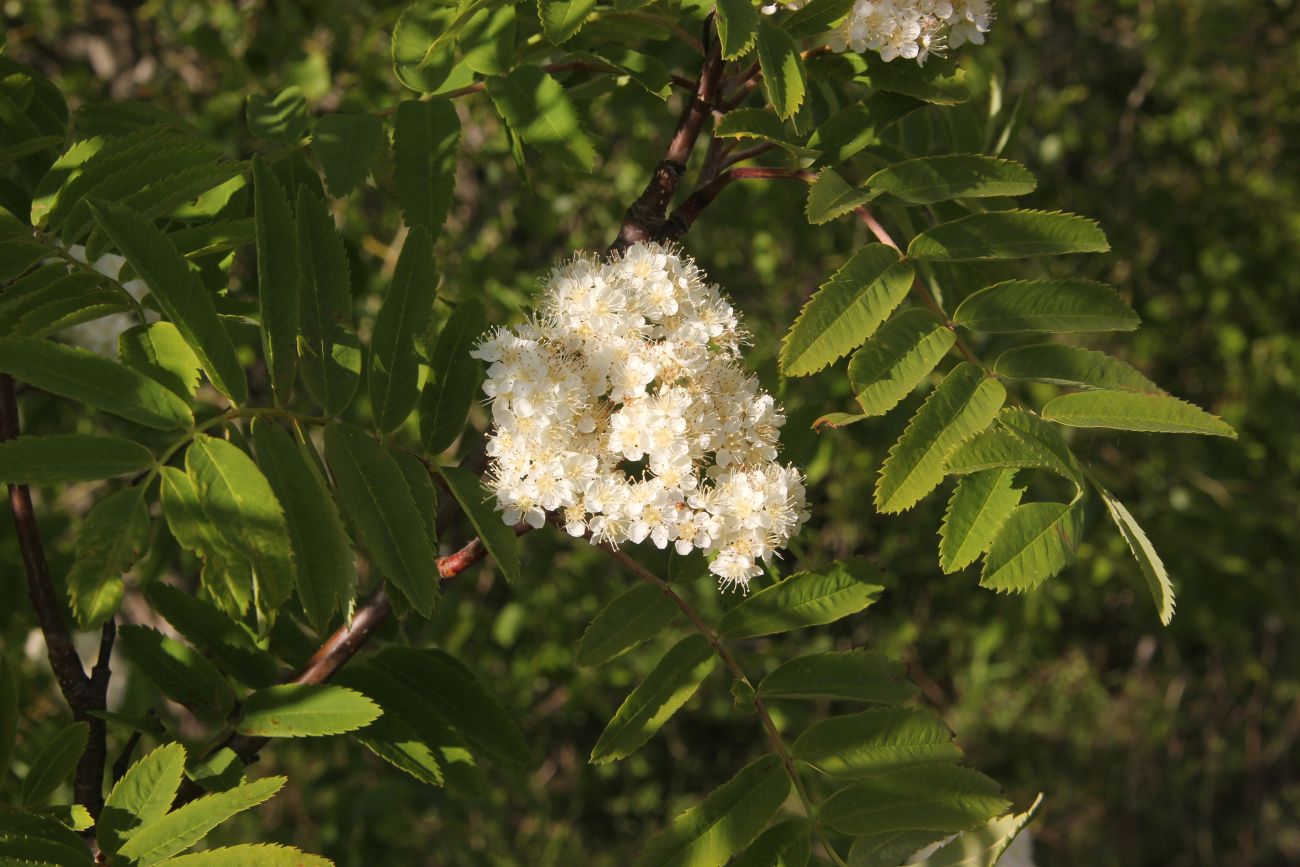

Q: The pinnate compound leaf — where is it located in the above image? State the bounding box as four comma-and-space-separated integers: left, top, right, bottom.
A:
953, 279, 1139, 333
866, 155, 1036, 204
0, 434, 153, 484
908, 210, 1108, 261
994, 344, 1159, 393
0, 336, 192, 430
758, 649, 917, 704
393, 99, 461, 236
157, 844, 333, 866
118, 625, 235, 722
820, 765, 1008, 836
67, 486, 150, 630
938, 469, 1023, 574
21, 721, 89, 807
1099, 487, 1175, 625
780, 244, 913, 377
323, 423, 438, 616
440, 463, 520, 583
98, 742, 187, 856
486, 66, 596, 173
576, 582, 679, 667
875, 363, 1005, 513
805, 168, 877, 225
792, 708, 961, 779
370, 226, 438, 433
635, 754, 790, 867
757, 19, 806, 120
718, 558, 883, 640
730, 819, 811, 867
591, 633, 717, 764
296, 186, 360, 415
420, 296, 486, 454
252, 156, 298, 400
143, 582, 278, 689
88, 198, 247, 403
312, 113, 384, 197
980, 500, 1085, 593
540, 0, 597, 43
115, 776, 285, 867
1042, 390, 1236, 438
847, 308, 955, 417
236, 683, 381, 738
716, 0, 760, 59
119, 321, 202, 400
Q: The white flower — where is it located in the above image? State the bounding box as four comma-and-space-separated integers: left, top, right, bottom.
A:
476, 243, 810, 591
826, 0, 994, 64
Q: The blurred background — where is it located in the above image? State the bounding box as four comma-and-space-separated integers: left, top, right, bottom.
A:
4, 1, 1297, 864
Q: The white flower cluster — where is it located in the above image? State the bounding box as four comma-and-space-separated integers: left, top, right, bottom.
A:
828, 0, 994, 64
471, 243, 810, 591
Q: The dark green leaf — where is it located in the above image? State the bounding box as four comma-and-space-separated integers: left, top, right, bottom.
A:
791, 707, 961, 778
393, 99, 461, 236
392, 0, 479, 95
252, 156, 299, 400
716, 0, 760, 59
67, 486, 150, 630
296, 185, 360, 414
540, 0, 597, 44
117, 625, 235, 722
805, 168, 877, 225
245, 87, 309, 143
1042, 390, 1236, 438
575, 582, 679, 667
370, 226, 438, 432
847, 830, 948, 867
154, 844, 333, 866
757, 649, 917, 704
462, 4, 517, 74
0, 434, 154, 484
486, 66, 597, 173
440, 463, 520, 583
807, 92, 924, 167
419, 296, 486, 455
866, 155, 1036, 204
118, 322, 203, 400
143, 582, 278, 689
312, 113, 384, 197
730, 819, 810, 867
909, 794, 1043, 867
820, 765, 1008, 836
21, 721, 88, 807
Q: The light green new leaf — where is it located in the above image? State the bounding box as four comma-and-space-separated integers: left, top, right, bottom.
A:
67, 486, 150, 630
0, 336, 192, 430
947, 408, 1084, 488
713, 109, 817, 158
875, 363, 1005, 513
779, 244, 913, 377
296, 185, 360, 415
591, 633, 717, 764
847, 830, 948, 867
370, 226, 437, 433
236, 683, 381, 737
420, 296, 486, 455
1099, 487, 1175, 625
88, 199, 247, 403
757, 19, 806, 120
847, 308, 955, 416
312, 113, 384, 197
540, 0, 596, 43
323, 423, 438, 615
980, 500, 1085, 593
908, 210, 1109, 261
118, 625, 235, 722
486, 66, 596, 173
252, 156, 298, 400
575, 582, 679, 667
820, 765, 1009, 836
157, 844, 333, 866
866, 155, 1036, 204
245, 87, 309, 143
910, 794, 1043, 867
938, 469, 1023, 574
716, 0, 760, 59
393, 99, 461, 236
953, 279, 1139, 333
440, 463, 520, 583
994, 344, 1159, 392
757, 649, 917, 705
718, 558, 883, 640
805, 168, 877, 225
1042, 390, 1236, 438
21, 721, 89, 807
116, 776, 285, 867
635, 755, 790, 867
792, 708, 961, 779
251, 421, 356, 633
119, 322, 202, 400
0, 434, 154, 484
807, 91, 924, 167
143, 582, 278, 689
98, 742, 187, 856
730, 819, 811, 867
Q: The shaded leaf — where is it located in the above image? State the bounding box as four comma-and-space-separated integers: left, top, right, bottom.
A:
716, 0, 760, 59
980, 500, 1085, 593
910, 794, 1043, 867
805, 168, 877, 225
994, 344, 1159, 393
0, 433, 154, 484
714, 109, 817, 158
462, 4, 517, 74
757, 649, 916, 704
730, 819, 810, 867
370, 226, 437, 432
807, 92, 924, 167
143, 582, 278, 689
67, 486, 150, 630
792, 707, 961, 778
245, 87, 309, 143
486, 66, 596, 173
118, 625, 235, 722
820, 765, 1008, 836
393, 99, 461, 236
847, 830, 948, 867
576, 582, 679, 667
866, 155, 1036, 204
440, 463, 520, 583
419, 297, 486, 454
21, 721, 88, 807
252, 156, 298, 400
296, 185, 360, 414
119, 321, 202, 400
312, 113, 384, 197
540, 0, 597, 44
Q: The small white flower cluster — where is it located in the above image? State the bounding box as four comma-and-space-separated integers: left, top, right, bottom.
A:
472, 243, 810, 591
828, 0, 994, 64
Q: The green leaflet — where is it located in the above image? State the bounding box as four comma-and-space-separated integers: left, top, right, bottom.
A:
783, 0, 854, 38
575, 581, 679, 667
393, 99, 461, 236
391, 0, 478, 95
953, 279, 1139, 333
0, 811, 95, 867
819, 765, 1009, 836
938, 469, 1023, 574
115, 776, 285, 867
323, 423, 438, 615
67, 486, 150, 629
143, 582, 278, 689
419, 296, 486, 455
540, 0, 596, 44
946, 408, 1083, 486
857, 54, 969, 105
756, 19, 806, 120
994, 343, 1160, 392
1098, 487, 1175, 625
159, 466, 253, 618
486, 66, 596, 173
245, 87, 309, 143
0, 238, 48, 282
875, 363, 1005, 514
909, 794, 1043, 867
0, 336, 193, 430
908, 210, 1109, 261
591, 633, 717, 763
716, 0, 759, 59
390, 447, 439, 551
779, 244, 913, 377
156, 844, 333, 866
719, 558, 883, 639
185, 746, 246, 794
250, 421, 356, 633
440, 463, 520, 583
847, 308, 955, 417
98, 742, 187, 856
296, 185, 361, 415
168, 218, 255, 260
713, 109, 818, 158
981, 500, 1085, 593
370, 226, 438, 433
847, 830, 949, 867
1042, 389, 1237, 438
312, 112, 384, 197
757, 649, 917, 705
88, 198, 247, 403
807, 91, 924, 168
791, 707, 962, 779
119, 321, 203, 400
20, 721, 89, 807
235, 683, 381, 738
462, 4, 517, 74
730, 819, 811, 867
635, 755, 790, 867
117, 625, 235, 722
0, 433, 154, 484
252, 156, 299, 401
186, 435, 296, 628
866, 155, 1036, 205
805, 168, 877, 225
